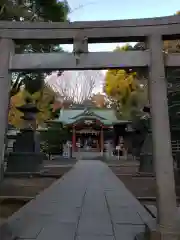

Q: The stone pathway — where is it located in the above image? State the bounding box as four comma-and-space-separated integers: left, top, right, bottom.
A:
2, 160, 154, 240
73, 151, 102, 160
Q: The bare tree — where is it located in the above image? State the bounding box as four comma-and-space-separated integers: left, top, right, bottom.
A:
46, 70, 104, 103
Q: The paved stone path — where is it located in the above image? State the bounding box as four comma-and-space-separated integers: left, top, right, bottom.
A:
4, 160, 154, 240
73, 151, 102, 160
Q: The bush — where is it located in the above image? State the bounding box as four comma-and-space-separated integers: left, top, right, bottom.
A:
40, 122, 70, 155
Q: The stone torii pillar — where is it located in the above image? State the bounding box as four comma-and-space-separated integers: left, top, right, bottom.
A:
72, 125, 76, 152
148, 34, 178, 239
100, 126, 104, 155
0, 39, 14, 181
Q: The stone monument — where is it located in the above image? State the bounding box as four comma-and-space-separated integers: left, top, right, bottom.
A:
131, 106, 153, 173
139, 106, 153, 173
63, 142, 72, 158
104, 141, 112, 160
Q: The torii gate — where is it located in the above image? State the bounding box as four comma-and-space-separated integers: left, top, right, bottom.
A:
0, 15, 180, 239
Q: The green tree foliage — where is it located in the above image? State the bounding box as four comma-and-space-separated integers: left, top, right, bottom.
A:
0, 0, 69, 21
164, 11, 180, 130
1, 1, 70, 96
34, 0, 69, 22
131, 12, 180, 127
40, 122, 70, 155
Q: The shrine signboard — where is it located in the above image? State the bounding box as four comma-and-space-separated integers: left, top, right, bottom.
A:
76, 129, 99, 135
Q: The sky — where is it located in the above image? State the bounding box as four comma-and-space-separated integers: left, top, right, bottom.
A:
48, 0, 180, 94
62, 0, 180, 52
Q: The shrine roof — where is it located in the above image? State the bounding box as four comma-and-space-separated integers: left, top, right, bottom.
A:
55, 107, 129, 125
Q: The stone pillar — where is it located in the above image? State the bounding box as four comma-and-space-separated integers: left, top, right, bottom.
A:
72, 125, 76, 152
100, 126, 104, 154
148, 34, 178, 237
97, 135, 100, 151
0, 39, 14, 181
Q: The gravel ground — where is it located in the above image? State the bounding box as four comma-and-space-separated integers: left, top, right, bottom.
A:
110, 166, 180, 199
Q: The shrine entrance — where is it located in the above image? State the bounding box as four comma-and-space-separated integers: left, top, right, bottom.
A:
58, 107, 118, 153
75, 129, 100, 151
72, 119, 104, 153
0, 15, 180, 237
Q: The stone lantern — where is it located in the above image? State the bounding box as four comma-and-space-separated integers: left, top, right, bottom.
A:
17, 98, 39, 128
6, 98, 44, 173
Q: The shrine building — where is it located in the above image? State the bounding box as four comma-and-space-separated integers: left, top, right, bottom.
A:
55, 106, 130, 152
